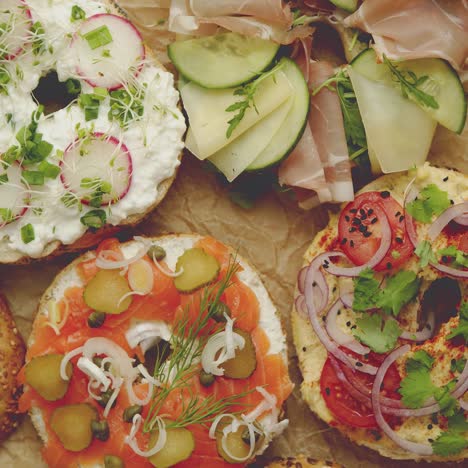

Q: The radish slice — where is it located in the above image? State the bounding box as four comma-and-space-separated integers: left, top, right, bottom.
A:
0, 162, 29, 227
0, 0, 32, 61
60, 133, 133, 206
72, 14, 145, 90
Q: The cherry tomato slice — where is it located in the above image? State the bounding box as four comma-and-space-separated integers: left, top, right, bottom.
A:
338, 191, 414, 271
320, 352, 401, 429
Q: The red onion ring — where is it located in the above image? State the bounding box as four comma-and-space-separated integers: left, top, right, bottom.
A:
325, 299, 370, 355
452, 359, 468, 399
372, 345, 433, 456
403, 179, 419, 248
431, 262, 468, 279
295, 294, 307, 318
304, 263, 378, 375
460, 399, 468, 411
428, 202, 468, 241
326, 205, 392, 277
297, 267, 307, 294
400, 310, 435, 342
454, 214, 468, 226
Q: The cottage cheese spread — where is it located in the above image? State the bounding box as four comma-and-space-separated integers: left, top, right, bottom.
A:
0, 0, 185, 258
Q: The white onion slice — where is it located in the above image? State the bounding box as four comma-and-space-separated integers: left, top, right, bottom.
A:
125, 321, 172, 349
60, 346, 84, 380
117, 290, 146, 306
128, 259, 154, 294
325, 300, 370, 355
372, 345, 433, 456
125, 414, 167, 457
221, 419, 257, 462
209, 413, 236, 439
96, 238, 149, 270
152, 256, 184, 278
137, 363, 161, 387
244, 387, 277, 423
125, 374, 153, 406
428, 202, 468, 241
77, 357, 111, 391
304, 262, 378, 375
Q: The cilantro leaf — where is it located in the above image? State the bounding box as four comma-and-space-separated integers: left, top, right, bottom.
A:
447, 301, 468, 342
377, 270, 420, 316
399, 366, 435, 408
450, 357, 466, 374
352, 268, 381, 311
353, 314, 401, 354
406, 184, 451, 223
415, 240, 437, 268
432, 431, 468, 457
448, 410, 468, 433
406, 350, 434, 372
434, 381, 457, 417
438, 245, 468, 269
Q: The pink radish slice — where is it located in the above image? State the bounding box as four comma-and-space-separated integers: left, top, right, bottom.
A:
72, 14, 145, 90
60, 133, 133, 206
0, 162, 29, 228
0, 0, 32, 61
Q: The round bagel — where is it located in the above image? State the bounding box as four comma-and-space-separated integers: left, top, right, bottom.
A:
0, 0, 185, 264
23, 234, 293, 467
292, 164, 467, 461
0, 295, 25, 441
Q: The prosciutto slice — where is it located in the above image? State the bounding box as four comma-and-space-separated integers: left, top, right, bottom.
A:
344, 0, 468, 71
167, 0, 312, 43
279, 60, 354, 206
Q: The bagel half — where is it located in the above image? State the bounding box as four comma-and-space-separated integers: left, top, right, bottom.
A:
23, 234, 293, 467
292, 164, 467, 461
0, 0, 185, 264
0, 295, 25, 441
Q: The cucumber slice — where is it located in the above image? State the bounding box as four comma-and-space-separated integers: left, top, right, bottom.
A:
329, 0, 358, 12
351, 49, 467, 134
247, 58, 310, 171
168, 33, 279, 89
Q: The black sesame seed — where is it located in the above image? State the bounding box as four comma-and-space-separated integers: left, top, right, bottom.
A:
345, 215, 350, 222
361, 213, 367, 221
443, 176, 449, 182
364, 232, 372, 238
431, 414, 439, 424
442, 255, 449, 263
399, 215, 405, 222
395, 237, 403, 244
332, 286, 337, 292
386, 262, 392, 270
325, 387, 331, 396
323, 264, 329, 269
341, 238, 348, 245
364, 354, 370, 359
450, 199, 454, 205
351, 325, 357, 330
337, 310, 341, 315
359, 209, 366, 216
359, 225, 367, 233
346, 321, 351, 327
355, 362, 363, 367
302, 347, 307, 352
353, 218, 361, 225
395, 211, 401, 217
312, 281, 317, 287
350, 208, 358, 213
427, 424, 433, 430
371, 217, 378, 224
349, 227, 357, 233
428, 438, 434, 443
367, 209, 374, 216
350, 240, 355, 247
380, 191, 390, 198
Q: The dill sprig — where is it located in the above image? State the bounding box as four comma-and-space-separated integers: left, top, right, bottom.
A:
143, 255, 247, 433
225, 61, 285, 139
382, 55, 439, 110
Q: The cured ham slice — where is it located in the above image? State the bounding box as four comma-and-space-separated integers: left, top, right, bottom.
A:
344, 0, 468, 71
279, 60, 354, 206
167, 0, 311, 43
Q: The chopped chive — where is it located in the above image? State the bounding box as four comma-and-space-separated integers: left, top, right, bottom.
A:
83, 25, 113, 50
21, 223, 35, 244
71, 5, 86, 22
80, 209, 107, 229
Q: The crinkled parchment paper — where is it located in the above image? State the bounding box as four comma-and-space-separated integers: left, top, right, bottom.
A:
0, 2, 466, 467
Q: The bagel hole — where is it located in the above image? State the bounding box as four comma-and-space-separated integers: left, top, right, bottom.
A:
32, 71, 79, 115
420, 278, 460, 334
138, 339, 171, 376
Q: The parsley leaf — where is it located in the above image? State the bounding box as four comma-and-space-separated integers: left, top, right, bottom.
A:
399, 351, 435, 408
352, 268, 381, 311
406, 184, 451, 223
383, 55, 439, 109
353, 314, 401, 354
415, 240, 438, 268
446, 301, 468, 342
378, 270, 420, 317
432, 432, 468, 457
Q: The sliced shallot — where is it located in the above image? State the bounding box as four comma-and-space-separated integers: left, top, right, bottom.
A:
427, 202, 468, 241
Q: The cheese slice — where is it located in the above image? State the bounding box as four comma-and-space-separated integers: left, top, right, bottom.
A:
183, 70, 293, 160
349, 68, 437, 173
208, 97, 293, 181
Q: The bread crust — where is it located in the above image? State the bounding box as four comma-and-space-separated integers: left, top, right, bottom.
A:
267, 455, 340, 467
0, 1, 183, 265
292, 165, 468, 462
0, 295, 25, 441
26, 233, 289, 465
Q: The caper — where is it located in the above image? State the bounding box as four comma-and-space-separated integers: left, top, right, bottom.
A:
104, 455, 124, 468
98, 388, 117, 409
123, 404, 143, 423
92, 356, 110, 371
91, 420, 110, 441
148, 245, 166, 261
88, 311, 106, 328
211, 302, 231, 323
199, 369, 215, 387
241, 428, 261, 446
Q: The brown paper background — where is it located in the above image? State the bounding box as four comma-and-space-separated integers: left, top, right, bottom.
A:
0, 2, 466, 467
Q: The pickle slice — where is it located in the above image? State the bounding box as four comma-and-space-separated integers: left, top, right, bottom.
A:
216, 418, 264, 464
83, 269, 133, 314
221, 329, 257, 379
174, 248, 220, 293
50, 403, 98, 452
148, 425, 195, 467
25, 354, 72, 401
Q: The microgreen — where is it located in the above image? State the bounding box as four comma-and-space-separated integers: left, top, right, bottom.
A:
383, 55, 439, 110
225, 61, 285, 139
